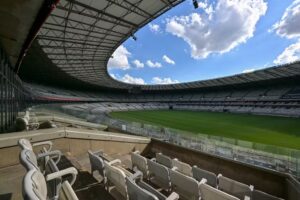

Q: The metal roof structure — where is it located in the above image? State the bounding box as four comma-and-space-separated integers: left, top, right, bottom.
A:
31, 0, 183, 89
16, 0, 300, 91
0, 0, 43, 67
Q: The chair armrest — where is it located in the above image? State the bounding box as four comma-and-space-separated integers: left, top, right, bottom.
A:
171, 167, 178, 171
32, 141, 53, 152
93, 150, 104, 156
244, 196, 251, 200
199, 178, 207, 185
62, 181, 79, 200
132, 150, 140, 154
108, 159, 121, 166
37, 150, 62, 164
130, 170, 143, 180
166, 192, 179, 200
46, 167, 78, 185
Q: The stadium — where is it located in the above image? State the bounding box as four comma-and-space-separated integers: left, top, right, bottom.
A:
0, 0, 300, 200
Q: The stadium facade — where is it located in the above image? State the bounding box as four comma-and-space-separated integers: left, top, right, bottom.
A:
0, 0, 300, 200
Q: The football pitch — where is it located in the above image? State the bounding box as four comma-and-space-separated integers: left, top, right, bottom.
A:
110, 110, 300, 150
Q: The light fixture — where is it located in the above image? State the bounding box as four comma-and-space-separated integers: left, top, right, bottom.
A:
131, 34, 137, 41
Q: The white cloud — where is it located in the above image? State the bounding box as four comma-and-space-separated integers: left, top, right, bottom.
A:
121, 74, 145, 85
107, 45, 131, 70
242, 68, 255, 73
110, 73, 117, 79
152, 77, 179, 84
271, 0, 300, 39
274, 40, 300, 64
149, 23, 160, 33
166, 0, 267, 59
132, 59, 144, 68
162, 55, 175, 65
146, 60, 162, 68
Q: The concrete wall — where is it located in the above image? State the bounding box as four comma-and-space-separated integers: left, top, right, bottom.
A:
0, 128, 150, 168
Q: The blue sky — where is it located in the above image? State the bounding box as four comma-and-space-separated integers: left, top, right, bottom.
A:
108, 0, 300, 85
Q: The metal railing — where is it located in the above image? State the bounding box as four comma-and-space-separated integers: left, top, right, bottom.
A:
0, 45, 29, 133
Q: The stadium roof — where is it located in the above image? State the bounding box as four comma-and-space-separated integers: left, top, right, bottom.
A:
3, 0, 300, 92
20, 0, 183, 89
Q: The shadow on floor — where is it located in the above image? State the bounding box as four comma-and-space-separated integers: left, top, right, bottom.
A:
0, 193, 12, 200
57, 155, 115, 200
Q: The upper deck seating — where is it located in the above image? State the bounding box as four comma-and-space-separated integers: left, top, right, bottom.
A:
131, 151, 149, 178
199, 180, 239, 200
148, 159, 171, 191
192, 166, 217, 187
172, 158, 192, 177
169, 167, 201, 200
156, 153, 173, 168
218, 174, 253, 200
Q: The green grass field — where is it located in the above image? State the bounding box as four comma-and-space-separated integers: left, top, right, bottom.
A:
110, 110, 300, 150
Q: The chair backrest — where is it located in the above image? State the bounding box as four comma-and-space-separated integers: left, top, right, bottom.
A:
126, 177, 159, 200
253, 190, 283, 200
172, 159, 192, 177
18, 138, 33, 150
131, 151, 149, 178
192, 166, 217, 187
23, 169, 47, 200
104, 161, 127, 198
218, 174, 252, 199
170, 169, 200, 200
137, 181, 170, 200
200, 183, 239, 200
148, 159, 171, 191
156, 153, 172, 168
20, 149, 39, 171
88, 150, 105, 176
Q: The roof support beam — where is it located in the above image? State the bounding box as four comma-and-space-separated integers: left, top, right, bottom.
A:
65, 0, 138, 28
48, 14, 127, 36
40, 27, 121, 43
106, 0, 152, 18
37, 35, 116, 46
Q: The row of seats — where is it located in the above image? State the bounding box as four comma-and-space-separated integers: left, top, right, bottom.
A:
26, 82, 299, 102
131, 152, 284, 200
88, 150, 179, 200
18, 139, 78, 200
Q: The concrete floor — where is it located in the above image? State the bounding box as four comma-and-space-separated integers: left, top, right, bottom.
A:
0, 164, 25, 200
